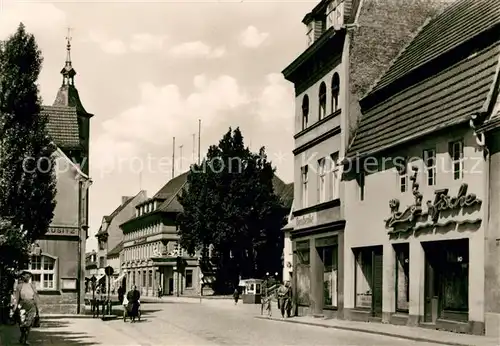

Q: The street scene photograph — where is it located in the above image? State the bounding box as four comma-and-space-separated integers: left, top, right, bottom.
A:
0, 0, 499, 345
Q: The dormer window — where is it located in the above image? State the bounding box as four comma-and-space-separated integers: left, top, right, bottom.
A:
306, 22, 314, 46
326, 0, 344, 30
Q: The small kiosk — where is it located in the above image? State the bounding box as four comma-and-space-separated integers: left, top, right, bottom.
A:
241, 278, 263, 304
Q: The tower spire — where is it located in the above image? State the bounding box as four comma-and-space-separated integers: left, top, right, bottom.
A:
65, 27, 72, 67
61, 27, 76, 86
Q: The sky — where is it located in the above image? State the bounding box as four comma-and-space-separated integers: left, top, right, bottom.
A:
0, 0, 315, 251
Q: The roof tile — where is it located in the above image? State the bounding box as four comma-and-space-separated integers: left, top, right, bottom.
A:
347, 41, 500, 157
41, 105, 80, 149
368, 0, 500, 96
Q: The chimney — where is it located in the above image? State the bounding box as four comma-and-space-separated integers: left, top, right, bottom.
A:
122, 196, 132, 205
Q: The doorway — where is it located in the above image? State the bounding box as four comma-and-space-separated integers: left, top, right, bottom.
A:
354, 246, 383, 317
168, 278, 174, 295
423, 239, 469, 323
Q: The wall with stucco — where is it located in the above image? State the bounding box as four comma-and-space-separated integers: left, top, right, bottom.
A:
343, 126, 486, 327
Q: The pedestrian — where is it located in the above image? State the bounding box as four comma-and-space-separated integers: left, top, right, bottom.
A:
277, 281, 292, 318
117, 285, 124, 305
157, 285, 162, 298
233, 288, 240, 305
125, 285, 140, 322
13, 271, 40, 345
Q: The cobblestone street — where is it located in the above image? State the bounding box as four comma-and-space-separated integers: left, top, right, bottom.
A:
0, 299, 479, 346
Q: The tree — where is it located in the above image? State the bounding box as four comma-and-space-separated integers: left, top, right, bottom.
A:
177, 127, 286, 293
0, 23, 57, 309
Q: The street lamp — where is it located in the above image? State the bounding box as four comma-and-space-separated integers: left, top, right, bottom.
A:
104, 266, 114, 316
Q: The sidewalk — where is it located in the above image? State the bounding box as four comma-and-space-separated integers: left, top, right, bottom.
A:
255, 315, 499, 346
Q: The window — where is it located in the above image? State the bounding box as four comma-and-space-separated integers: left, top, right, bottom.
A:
358, 171, 365, 201
301, 165, 309, 208
326, 2, 335, 28
319, 82, 327, 120
398, 159, 408, 193
326, 0, 344, 29
148, 270, 153, 287
331, 73, 340, 112
185, 269, 193, 288
318, 158, 326, 203
99, 240, 105, 251
25, 255, 56, 290
320, 245, 338, 307
301, 95, 309, 130
142, 270, 146, 287
450, 141, 463, 180
99, 256, 105, 268
423, 149, 436, 186
306, 22, 314, 46
330, 152, 339, 200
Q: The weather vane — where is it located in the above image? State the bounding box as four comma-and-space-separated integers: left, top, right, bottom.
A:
66, 27, 73, 43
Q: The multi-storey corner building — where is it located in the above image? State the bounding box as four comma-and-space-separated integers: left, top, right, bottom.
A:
343, 0, 500, 336
121, 172, 293, 297
282, 0, 447, 318
94, 191, 147, 291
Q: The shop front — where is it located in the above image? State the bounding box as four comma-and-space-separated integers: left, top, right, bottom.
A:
343, 131, 486, 334
291, 205, 345, 318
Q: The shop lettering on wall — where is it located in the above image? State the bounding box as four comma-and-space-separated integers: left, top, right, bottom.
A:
134, 237, 147, 245
46, 227, 78, 237
295, 213, 317, 229
385, 169, 482, 236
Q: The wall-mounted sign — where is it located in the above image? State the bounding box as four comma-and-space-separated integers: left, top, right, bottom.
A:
134, 237, 147, 245
61, 278, 77, 290
295, 213, 317, 230
385, 170, 482, 237
46, 227, 78, 237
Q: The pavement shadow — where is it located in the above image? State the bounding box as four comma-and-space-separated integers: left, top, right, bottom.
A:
1, 320, 96, 346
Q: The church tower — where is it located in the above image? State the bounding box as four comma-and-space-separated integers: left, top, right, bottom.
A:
51, 30, 93, 175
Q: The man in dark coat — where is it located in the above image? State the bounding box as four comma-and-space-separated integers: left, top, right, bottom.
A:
126, 285, 141, 322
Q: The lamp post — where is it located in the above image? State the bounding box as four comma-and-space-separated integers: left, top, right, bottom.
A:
198, 255, 203, 304
104, 266, 114, 316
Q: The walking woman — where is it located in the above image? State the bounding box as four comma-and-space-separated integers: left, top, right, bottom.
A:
13, 271, 40, 345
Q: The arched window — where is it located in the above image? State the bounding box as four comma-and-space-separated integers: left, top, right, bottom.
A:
319, 82, 327, 120
24, 254, 57, 290
301, 95, 309, 130
331, 73, 340, 112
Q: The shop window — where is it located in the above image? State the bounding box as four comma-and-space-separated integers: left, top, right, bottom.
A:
295, 241, 311, 306
99, 256, 105, 268
317, 239, 338, 307
394, 244, 409, 312
25, 255, 56, 290
450, 141, 464, 180
185, 269, 193, 288
318, 82, 327, 120
424, 149, 436, 186
302, 95, 309, 130
318, 158, 326, 203
354, 247, 383, 314
148, 270, 153, 287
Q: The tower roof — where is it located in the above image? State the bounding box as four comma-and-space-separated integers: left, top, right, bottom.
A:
53, 28, 92, 117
